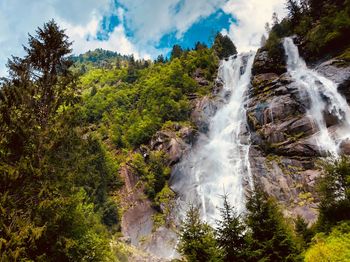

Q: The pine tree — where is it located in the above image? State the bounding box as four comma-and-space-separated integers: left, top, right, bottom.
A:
213, 32, 237, 59
178, 205, 223, 262
245, 187, 299, 262
317, 156, 350, 231
216, 194, 247, 261
171, 44, 183, 60
294, 215, 313, 246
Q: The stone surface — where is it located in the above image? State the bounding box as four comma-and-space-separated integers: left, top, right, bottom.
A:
119, 165, 155, 247
191, 96, 220, 133
316, 58, 350, 102
246, 47, 326, 223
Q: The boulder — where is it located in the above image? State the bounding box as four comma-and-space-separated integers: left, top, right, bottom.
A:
150, 127, 197, 166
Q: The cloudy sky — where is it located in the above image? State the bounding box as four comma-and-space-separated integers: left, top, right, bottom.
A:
0, 0, 286, 75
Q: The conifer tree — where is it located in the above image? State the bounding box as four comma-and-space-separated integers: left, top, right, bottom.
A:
213, 32, 237, 59
171, 44, 183, 60
216, 194, 247, 261
245, 187, 299, 262
178, 205, 223, 262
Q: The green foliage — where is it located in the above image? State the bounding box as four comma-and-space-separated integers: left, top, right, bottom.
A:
129, 151, 170, 202
171, 44, 183, 60
178, 188, 302, 262
213, 32, 237, 59
316, 156, 350, 232
178, 205, 223, 262
245, 187, 300, 262
79, 45, 217, 149
0, 21, 117, 261
304, 222, 350, 262
216, 195, 247, 262
283, 0, 350, 60
294, 215, 314, 247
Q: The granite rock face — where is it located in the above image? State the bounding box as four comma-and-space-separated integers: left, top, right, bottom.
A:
247, 47, 350, 223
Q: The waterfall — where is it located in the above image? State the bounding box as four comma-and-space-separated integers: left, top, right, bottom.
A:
283, 37, 350, 157
170, 52, 255, 226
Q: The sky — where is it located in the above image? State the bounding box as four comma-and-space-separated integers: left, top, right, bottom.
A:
0, 0, 287, 75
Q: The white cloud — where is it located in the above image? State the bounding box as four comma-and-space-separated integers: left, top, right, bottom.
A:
118, 0, 226, 45
223, 0, 287, 52
0, 0, 288, 76
0, 0, 142, 76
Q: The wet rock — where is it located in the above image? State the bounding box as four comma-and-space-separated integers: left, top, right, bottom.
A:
252, 73, 279, 90
316, 58, 350, 102
287, 116, 315, 136
119, 165, 155, 246
191, 96, 219, 133
339, 138, 350, 155
150, 126, 197, 166
252, 46, 287, 75
119, 236, 132, 244
323, 110, 340, 127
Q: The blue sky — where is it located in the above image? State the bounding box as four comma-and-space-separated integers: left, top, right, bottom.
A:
0, 0, 286, 75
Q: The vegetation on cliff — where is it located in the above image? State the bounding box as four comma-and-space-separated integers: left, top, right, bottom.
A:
0, 20, 237, 260
264, 0, 350, 61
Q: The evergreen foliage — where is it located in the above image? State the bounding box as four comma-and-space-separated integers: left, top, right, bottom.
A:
213, 32, 237, 59
317, 156, 350, 232
216, 194, 247, 262
178, 205, 223, 262
245, 187, 300, 262
0, 20, 116, 261
265, 0, 350, 60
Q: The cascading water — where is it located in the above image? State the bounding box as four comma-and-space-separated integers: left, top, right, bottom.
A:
283, 37, 350, 157
170, 52, 255, 226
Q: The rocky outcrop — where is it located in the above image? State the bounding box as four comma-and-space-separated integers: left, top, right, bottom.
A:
119, 164, 155, 246
247, 47, 350, 223
150, 125, 197, 166
316, 58, 350, 103
252, 44, 287, 75
247, 48, 323, 223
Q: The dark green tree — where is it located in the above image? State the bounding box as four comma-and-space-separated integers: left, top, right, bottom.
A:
245, 187, 299, 262
294, 215, 314, 246
178, 205, 223, 262
125, 55, 138, 83
317, 156, 350, 232
170, 44, 183, 60
195, 41, 208, 51
0, 20, 113, 261
213, 32, 237, 59
156, 54, 165, 63
216, 194, 247, 261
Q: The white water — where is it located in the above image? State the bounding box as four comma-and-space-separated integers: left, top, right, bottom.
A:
283, 37, 350, 157
171, 52, 255, 226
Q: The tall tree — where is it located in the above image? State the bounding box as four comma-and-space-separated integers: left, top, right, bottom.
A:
216, 194, 247, 261
178, 205, 223, 262
0, 20, 112, 261
245, 187, 299, 262
170, 44, 183, 60
317, 156, 350, 231
213, 32, 237, 59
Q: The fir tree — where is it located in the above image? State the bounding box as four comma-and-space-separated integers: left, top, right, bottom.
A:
213, 32, 237, 59
178, 205, 223, 262
245, 187, 299, 262
216, 194, 247, 262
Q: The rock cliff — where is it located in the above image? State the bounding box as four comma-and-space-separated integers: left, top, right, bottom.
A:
247, 44, 350, 222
